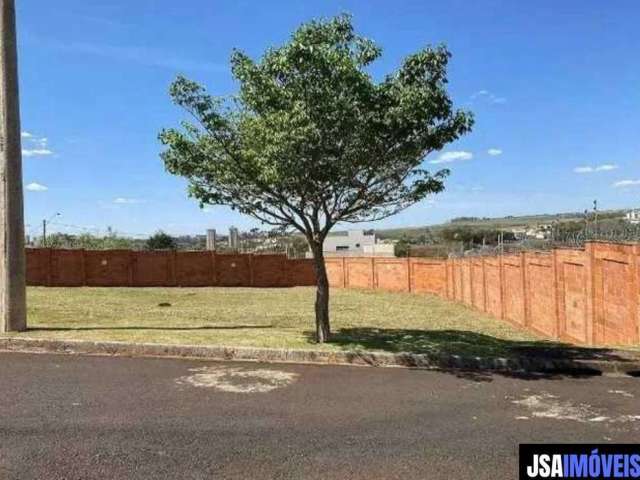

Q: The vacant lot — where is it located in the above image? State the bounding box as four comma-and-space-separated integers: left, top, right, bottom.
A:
3, 286, 561, 358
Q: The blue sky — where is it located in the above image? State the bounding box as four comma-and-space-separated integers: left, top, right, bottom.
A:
17, 0, 640, 238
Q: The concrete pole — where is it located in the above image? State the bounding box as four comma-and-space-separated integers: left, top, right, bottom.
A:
0, 0, 26, 332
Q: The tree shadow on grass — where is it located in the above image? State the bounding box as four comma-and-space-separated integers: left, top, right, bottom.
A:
28, 325, 273, 332
313, 328, 636, 381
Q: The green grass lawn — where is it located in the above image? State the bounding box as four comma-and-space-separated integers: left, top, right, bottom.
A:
0, 286, 572, 359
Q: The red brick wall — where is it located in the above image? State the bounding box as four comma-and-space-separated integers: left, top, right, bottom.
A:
502, 255, 525, 327
410, 259, 447, 295
345, 258, 374, 289
375, 259, 409, 292
325, 258, 345, 288
84, 250, 131, 286
50, 249, 84, 286
471, 258, 486, 311
25, 249, 315, 289
590, 243, 639, 345
25, 241, 640, 346
555, 248, 591, 343
484, 257, 502, 320
318, 241, 639, 347
523, 252, 557, 338
132, 251, 174, 286
287, 259, 316, 286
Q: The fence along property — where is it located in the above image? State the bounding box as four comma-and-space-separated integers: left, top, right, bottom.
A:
324, 241, 639, 347
26, 249, 316, 288
25, 240, 639, 347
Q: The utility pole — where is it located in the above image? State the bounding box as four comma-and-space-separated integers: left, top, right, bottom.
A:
41, 213, 60, 247
0, 0, 26, 332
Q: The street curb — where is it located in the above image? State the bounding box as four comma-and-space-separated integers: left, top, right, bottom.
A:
0, 337, 639, 375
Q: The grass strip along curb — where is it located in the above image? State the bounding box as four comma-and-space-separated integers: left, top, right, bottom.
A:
1, 337, 639, 376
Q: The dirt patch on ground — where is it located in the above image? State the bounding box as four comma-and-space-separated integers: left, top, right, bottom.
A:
512, 392, 640, 424
176, 365, 299, 393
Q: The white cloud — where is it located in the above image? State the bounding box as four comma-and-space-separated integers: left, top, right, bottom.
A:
22, 148, 53, 157
21, 132, 54, 157
430, 151, 473, 164
25, 182, 48, 192
613, 180, 640, 188
574, 164, 619, 174
113, 197, 143, 204
487, 148, 502, 156
595, 164, 618, 171
470, 90, 506, 105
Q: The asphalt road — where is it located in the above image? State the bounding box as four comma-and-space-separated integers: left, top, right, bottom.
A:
0, 352, 638, 479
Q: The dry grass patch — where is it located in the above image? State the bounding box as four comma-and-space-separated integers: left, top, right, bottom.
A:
5, 286, 557, 357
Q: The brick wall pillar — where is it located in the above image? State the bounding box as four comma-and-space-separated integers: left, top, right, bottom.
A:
80, 249, 87, 286
551, 248, 561, 339
481, 257, 487, 312
633, 244, 640, 343
584, 242, 596, 345
46, 248, 53, 286
128, 250, 134, 287
521, 251, 529, 327
168, 250, 177, 287
210, 251, 217, 286
340, 257, 345, 288
406, 257, 412, 293
498, 253, 505, 320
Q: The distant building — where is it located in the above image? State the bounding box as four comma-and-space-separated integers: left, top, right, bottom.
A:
228, 226, 240, 249
362, 244, 395, 257
306, 230, 393, 257
626, 210, 640, 225
324, 230, 376, 254
206, 229, 217, 251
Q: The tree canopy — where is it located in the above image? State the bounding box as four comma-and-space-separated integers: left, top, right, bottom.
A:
159, 14, 473, 341
145, 231, 177, 251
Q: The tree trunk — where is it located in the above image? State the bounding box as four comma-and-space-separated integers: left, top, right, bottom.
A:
310, 242, 330, 343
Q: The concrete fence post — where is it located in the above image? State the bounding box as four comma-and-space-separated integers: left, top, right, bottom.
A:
520, 251, 529, 327
370, 257, 376, 289
46, 248, 53, 287
342, 257, 347, 288
481, 256, 487, 313
451, 259, 457, 301
551, 248, 561, 340
584, 242, 596, 345
498, 253, 505, 320
80, 249, 87, 286
249, 254, 255, 287
632, 244, 640, 343
169, 250, 177, 287
210, 251, 217, 286
127, 250, 134, 287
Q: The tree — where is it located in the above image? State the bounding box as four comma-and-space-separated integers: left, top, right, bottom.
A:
145, 231, 177, 250
159, 14, 473, 342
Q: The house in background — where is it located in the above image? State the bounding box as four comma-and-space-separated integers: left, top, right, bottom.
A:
307, 230, 395, 257
625, 210, 640, 225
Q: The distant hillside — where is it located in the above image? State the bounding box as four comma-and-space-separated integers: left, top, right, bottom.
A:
373, 208, 631, 240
